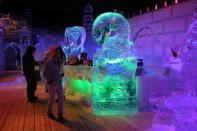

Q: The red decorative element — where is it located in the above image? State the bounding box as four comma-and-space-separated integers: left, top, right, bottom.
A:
154, 4, 158, 10
175, 0, 178, 4
146, 7, 150, 12
139, 9, 142, 14
164, 1, 167, 7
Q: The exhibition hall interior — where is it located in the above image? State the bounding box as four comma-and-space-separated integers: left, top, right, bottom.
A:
0, 0, 197, 130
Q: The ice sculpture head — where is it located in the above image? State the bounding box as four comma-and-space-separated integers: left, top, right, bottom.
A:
92, 12, 136, 77
64, 26, 86, 47
92, 12, 131, 44
63, 26, 86, 56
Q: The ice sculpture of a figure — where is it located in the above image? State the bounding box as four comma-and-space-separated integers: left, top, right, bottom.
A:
92, 12, 137, 115
63, 26, 86, 58
34, 35, 47, 62
162, 12, 197, 131
179, 12, 197, 95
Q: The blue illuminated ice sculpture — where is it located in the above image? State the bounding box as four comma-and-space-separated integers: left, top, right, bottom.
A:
92, 12, 138, 115
63, 26, 86, 58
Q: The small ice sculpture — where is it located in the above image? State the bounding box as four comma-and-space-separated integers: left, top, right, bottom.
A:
92, 12, 138, 115
63, 26, 86, 58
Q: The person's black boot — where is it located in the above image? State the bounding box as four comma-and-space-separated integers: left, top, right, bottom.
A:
28, 98, 36, 103
46, 85, 48, 92
57, 116, 66, 122
33, 96, 39, 100
48, 113, 56, 120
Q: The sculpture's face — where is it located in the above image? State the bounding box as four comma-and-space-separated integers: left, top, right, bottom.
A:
92, 12, 131, 45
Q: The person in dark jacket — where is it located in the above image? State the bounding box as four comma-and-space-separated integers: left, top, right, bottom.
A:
22, 45, 38, 102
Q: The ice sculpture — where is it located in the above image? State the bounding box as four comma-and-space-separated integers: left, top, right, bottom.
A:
165, 11, 197, 131
34, 35, 47, 61
63, 26, 86, 58
92, 12, 138, 115
179, 11, 197, 95
148, 12, 197, 131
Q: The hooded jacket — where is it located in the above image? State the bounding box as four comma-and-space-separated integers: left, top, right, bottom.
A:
43, 55, 62, 84
22, 46, 36, 76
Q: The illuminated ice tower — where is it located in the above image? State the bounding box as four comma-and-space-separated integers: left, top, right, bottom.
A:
82, 3, 99, 58
83, 3, 94, 33
24, 8, 32, 31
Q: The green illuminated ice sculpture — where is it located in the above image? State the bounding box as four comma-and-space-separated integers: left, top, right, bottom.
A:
92, 12, 138, 115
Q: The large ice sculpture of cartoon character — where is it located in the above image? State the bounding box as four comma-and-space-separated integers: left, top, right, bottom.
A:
92, 12, 137, 115
63, 26, 86, 58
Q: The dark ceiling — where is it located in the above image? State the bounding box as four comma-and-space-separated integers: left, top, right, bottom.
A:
0, 0, 187, 32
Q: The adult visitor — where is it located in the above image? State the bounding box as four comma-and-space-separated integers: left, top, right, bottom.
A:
22, 45, 39, 102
